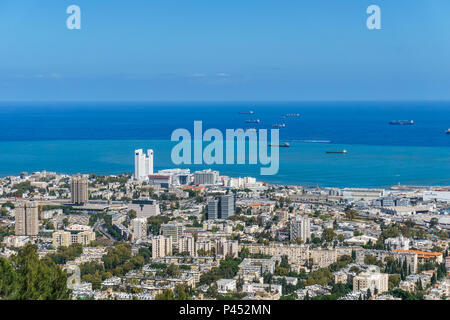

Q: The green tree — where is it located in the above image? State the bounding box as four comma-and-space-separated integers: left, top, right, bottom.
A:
351, 250, 356, 261
344, 208, 357, 220
275, 256, 290, 276
102, 242, 132, 276
388, 274, 401, 290
1, 202, 15, 209
239, 247, 250, 259
430, 218, 438, 228
363, 255, 383, 267
333, 220, 338, 230
155, 289, 176, 300
0, 244, 70, 300
155, 284, 192, 300
198, 258, 242, 286
431, 272, 437, 285
0, 258, 18, 299
389, 288, 422, 300
127, 209, 137, 220
0, 208, 8, 216
322, 228, 337, 243
138, 247, 151, 263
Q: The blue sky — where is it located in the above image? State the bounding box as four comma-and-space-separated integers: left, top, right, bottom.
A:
0, 0, 449, 101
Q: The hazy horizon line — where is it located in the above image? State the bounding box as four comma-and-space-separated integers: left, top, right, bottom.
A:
1, 99, 450, 104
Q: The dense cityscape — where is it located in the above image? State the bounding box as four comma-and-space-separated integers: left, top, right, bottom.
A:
0, 148, 449, 301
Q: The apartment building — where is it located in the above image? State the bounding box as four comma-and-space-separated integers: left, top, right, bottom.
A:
311, 249, 338, 268
71, 176, 89, 205
216, 239, 239, 258
353, 267, 389, 294
132, 218, 147, 242
152, 235, 173, 258
290, 215, 311, 242
240, 243, 310, 265
179, 236, 196, 256
15, 201, 39, 236
52, 229, 96, 248
161, 222, 184, 247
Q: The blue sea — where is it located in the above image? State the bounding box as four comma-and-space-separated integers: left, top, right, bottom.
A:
0, 101, 449, 187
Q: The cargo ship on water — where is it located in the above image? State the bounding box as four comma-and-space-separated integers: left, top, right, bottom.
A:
326, 150, 347, 154
272, 123, 286, 128
246, 119, 260, 124
389, 120, 414, 125
239, 110, 254, 114
269, 142, 290, 147
284, 113, 300, 117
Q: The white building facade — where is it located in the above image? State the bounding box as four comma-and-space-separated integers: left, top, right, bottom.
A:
134, 149, 154, 180
132, 218, 147, 242
290, 215, 311, 243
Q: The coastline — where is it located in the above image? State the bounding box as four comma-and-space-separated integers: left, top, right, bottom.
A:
0, 139, 449, 188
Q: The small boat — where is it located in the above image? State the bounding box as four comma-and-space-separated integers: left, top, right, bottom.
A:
389, 120, 414, 125
299, 140, 331, 143
326, 150, 347, 154
239, 110, 254, 115
246, 119, 260, 124
272, 123, 286, 128
269, 142, 290, 148
446, 128, 450, 134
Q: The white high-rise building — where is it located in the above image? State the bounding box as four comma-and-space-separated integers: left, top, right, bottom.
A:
134, 149, 154, 180
193, 169, 219, 185
290, 215, 311, 243
132, 218, 147, 242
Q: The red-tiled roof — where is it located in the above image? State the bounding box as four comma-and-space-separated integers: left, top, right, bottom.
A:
393, 249, 442, 258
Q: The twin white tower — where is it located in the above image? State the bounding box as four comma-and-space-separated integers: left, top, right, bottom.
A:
134, 149, 154, 181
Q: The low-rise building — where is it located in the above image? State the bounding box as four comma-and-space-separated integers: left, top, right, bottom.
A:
393, 249, 443, 264
216, 279, 237, 294
311, 249, 337, 268
52, 229, 96, 248
240, 243, 309, 265
242, 283, 282, 295
353, 266, 389, 294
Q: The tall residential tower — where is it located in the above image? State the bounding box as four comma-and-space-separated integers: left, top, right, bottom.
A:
71, 175, 88, 205
207, 194, 235, 220
131, 218, 147, 242
15, 201, 39, 236
290, 215, 311, 243
152, 235, 173, 258
134, 149, 154, 181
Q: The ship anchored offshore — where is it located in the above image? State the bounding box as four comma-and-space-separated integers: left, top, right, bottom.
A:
389, 120, 414, 125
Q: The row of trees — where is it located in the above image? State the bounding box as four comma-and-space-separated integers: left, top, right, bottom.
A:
0, 244, 70, 299
198, 258, 242, 286
155, 284, 193, 300
48, 243, 83, 265
383, 256, 412, 280
79, 244, 151, 290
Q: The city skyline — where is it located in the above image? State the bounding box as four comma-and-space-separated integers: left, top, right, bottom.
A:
1, 167, 449, 302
